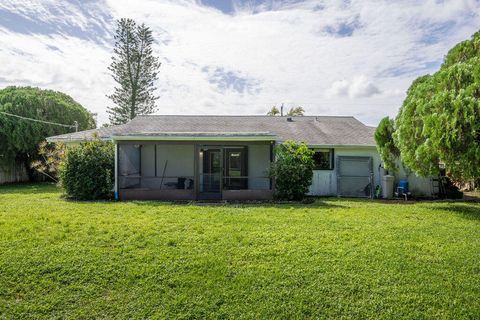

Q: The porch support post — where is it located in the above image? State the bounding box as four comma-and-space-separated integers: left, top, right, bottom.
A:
270, 141, 274, 190
154, 144, 157, 177
194, 144, 199, 200
220, 146, 224, 198
114, 143, 119, 200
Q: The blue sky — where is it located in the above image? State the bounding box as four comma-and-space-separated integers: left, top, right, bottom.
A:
0, 0, 479, 125
202, 0, 236, 13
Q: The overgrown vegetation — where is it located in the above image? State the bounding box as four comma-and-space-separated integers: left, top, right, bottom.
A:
30, 141, 65, 182
0, 86, 95, 179
270, 140, 314, 200
374, 117, 400, 172
0, 184, 479, 318
376, 31, 480, 184
59, 140, 114, 200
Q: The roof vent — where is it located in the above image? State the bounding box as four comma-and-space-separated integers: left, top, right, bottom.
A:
286, 117, 293, 122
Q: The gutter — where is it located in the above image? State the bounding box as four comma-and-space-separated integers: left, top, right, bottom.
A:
46, 136, 111, 143
307, 144, 377, 148
111, 135, 276, 142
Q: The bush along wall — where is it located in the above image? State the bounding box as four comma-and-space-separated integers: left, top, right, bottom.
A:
59, 140, 114, 200
270, 140, 315, 201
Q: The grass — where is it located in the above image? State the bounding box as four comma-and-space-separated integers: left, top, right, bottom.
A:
0, 183, 479, 319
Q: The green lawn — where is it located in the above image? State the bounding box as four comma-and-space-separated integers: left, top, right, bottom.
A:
0, 184, 479, 319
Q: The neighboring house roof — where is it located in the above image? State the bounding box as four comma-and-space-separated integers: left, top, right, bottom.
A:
47, 115, 376, 147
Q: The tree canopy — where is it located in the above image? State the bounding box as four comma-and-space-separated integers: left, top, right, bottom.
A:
107, 18, 161, 125
391, 31, 480, 181
286, 106, 305, 116
374, 117, 399, 172
0, 86, 95, 177
266, 106, 280, 116
266, 106, 305, 116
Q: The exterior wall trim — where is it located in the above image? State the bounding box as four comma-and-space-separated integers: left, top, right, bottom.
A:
112, 135, 275, 142
116, 140, 273, 146
307, 144, 376, 148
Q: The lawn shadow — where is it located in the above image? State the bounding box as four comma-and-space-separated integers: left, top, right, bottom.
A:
0, 182, 58, 195
432, 203, 480, 221
128, 198, 347, 210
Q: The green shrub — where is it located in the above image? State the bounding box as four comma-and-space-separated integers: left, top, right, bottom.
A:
270, 140, 315, 201
59, 140, 114, 200
374, 117, 400, 173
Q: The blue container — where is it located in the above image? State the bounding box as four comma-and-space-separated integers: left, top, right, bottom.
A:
398, 179, 409, 193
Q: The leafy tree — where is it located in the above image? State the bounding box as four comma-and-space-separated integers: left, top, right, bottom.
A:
270, 140, 315, 200
267, 106, 280, 116
0, 86, 95, 179
107, 18, 161, 125
374, 117, 399, 172
286, 106, 305, 116
59, 139, 114, 200
394, 31, 480, 181
267, 106, 305, 116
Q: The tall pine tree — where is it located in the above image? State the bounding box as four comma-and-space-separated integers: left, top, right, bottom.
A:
107, 19, 161, 125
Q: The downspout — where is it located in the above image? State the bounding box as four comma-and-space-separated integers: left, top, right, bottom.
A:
114, 143, 119, 200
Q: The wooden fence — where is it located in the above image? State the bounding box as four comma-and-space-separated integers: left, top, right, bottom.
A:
0, 161, 29, 184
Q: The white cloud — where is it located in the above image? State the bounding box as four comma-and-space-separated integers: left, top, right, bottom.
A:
327, 75, 381, 98
0, 0, 479, 125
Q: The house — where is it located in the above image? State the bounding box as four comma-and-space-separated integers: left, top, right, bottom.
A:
47, 115, 433, 201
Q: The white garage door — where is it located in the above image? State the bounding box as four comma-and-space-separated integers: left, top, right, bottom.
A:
337, 156, 373, 198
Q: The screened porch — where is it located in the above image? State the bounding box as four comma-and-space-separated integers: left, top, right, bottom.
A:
115, 141, 273, 200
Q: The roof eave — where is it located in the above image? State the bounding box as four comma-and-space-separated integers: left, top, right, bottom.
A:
112, 135, 276, 142
46, 136, 111, 143
306, 144, 376, 148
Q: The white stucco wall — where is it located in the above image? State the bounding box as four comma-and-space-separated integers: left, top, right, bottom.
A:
308, 146, 380, 196
309, 171, 336, 196
392, 162, 433, 197
308, 146, 433, 197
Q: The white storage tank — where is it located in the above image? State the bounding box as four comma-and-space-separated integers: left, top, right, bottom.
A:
382, 175, 395, 199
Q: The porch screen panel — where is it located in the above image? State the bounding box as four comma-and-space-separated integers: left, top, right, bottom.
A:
156, 144, 195, 190
118, 144, 141, 189
247, 144, 271, 190
140, 145, 156, 189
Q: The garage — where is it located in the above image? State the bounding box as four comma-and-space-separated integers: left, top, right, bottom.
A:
336, 156, 373, 198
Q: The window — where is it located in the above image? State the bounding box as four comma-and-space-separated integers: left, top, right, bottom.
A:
312, 149, 334, 170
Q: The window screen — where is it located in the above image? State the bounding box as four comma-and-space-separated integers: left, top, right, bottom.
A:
312, 149, 334, 170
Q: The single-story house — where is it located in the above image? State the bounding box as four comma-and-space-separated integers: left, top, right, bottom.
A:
47, 115, 434, 201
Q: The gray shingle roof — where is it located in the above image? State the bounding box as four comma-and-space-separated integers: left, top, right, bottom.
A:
47, 115, 376, 146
